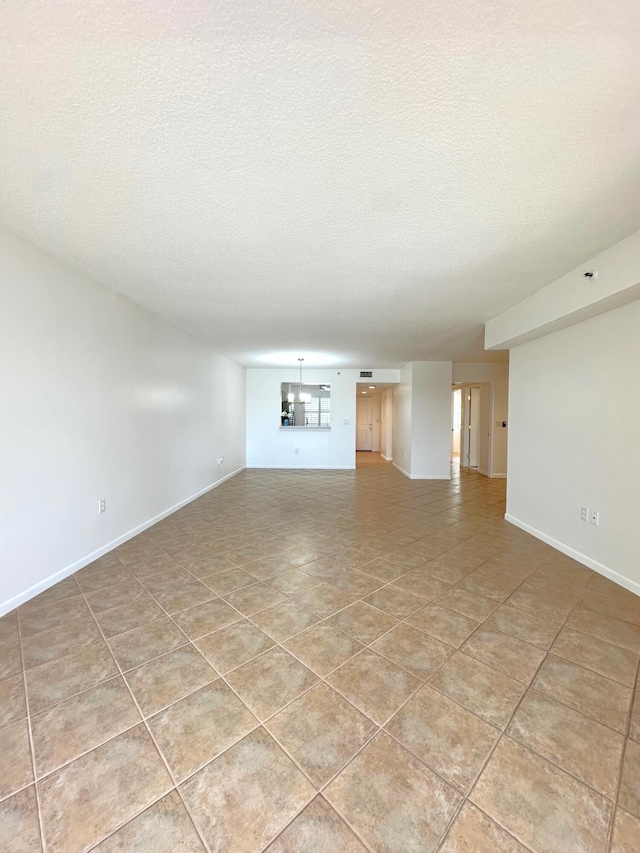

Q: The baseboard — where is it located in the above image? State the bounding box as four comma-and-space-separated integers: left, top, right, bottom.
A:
381, 454, 392, 461
392, 462, 450, 480
504, 513, 640, 596
247, 465, 355, 470
489, 472, 507, 479
0, 466, 246, 617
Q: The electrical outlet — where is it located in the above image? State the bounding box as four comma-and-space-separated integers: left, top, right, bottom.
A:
590, 510, 600, 526
580, 506, 588, 522
294, 448, 299, 454
98, 498, 106, 514
217, 456, 223, 465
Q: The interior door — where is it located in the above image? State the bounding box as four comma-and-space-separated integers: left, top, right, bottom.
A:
468, 387, 480, 467
356, 398, 372, 450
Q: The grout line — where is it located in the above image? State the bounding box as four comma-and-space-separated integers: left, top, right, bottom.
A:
8, 464, 634, 853
15, 606, 47, 853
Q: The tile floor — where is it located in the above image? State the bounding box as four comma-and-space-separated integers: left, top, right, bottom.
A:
2, 454, 640, 852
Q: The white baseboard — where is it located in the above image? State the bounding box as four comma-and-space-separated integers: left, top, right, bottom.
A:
489, 472, 507, 479
0, 466, 246, 617
504, 513, 640, 597
247, 465, 355, 470
381, 454, 393, 461
392, 462, 450, 480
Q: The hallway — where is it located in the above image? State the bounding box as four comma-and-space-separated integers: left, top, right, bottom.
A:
2, 463, 640, 852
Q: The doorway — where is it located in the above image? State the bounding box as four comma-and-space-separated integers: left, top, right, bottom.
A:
356, 396, 373, 451
451, 387, 462, 462
465, 386, 481, 468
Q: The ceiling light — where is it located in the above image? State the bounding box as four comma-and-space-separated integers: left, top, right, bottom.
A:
297, 358, 311, 404
369, 385, 376, 389
362, 391, 367, 394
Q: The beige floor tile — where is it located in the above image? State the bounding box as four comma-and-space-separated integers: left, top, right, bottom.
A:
533, 656, 632, 733
325, 732, 461, 853
266, 796, 367, 852
0, 611, 19, 644
93, 791, 206, 852
19, 595, 90, 638
125, 645, 217, 717
84, 578, 148, 613
392, 572, 450, 600
566, 607, 640, 652
0, 786, 42, 853
196, 619, 275, 673
325, 601, 399, 645
75, 563, 132, 593
18, 578, 79, 613
358, 558, 408, 582
619, 739, 640, 818
202, 568, 257, 595
484, 603, 561, 649
108, 617, 188, 671
39, 724, 172, 853
630, 691, 640, 742
293, 584, 358, 618
462, 627, 546, 684
31, 676, 140, 777
21, 613, 102, 670
611, 808, 640, 853
0, 636, 22, 681
435, 588, 498, 622
149, 680, 257, 782
267, 682, 376, 786
172, 598, 241, 640
224, 583, 288, 616
0, 719, 33, 800
407, 602, 480, 647
226, 647, 318, 720
429, 652, 525, 728
439, 802, 530, 852
330, 570, 384, 597
363, 585, 424, 619
386, 684, 499, 791
371, 623, 453, 681
180, 727, 314, 852
507, 689, 624, 798
93, 595, 165, 638
579, 584, 640, 626
152, 580, 215, 614
283, 623, 364, 677
471, 736, 612, 853
25, 642, 117, 714
268, 567, 322, 595
0, 673, 27, 728
550, 626, 639, 687
327, 648, 420, 725
251, 600, 319, 642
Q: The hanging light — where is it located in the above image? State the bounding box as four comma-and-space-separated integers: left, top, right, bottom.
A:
297, 358, 311, 404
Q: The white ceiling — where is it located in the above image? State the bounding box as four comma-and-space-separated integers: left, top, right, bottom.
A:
1, 1, 639, 367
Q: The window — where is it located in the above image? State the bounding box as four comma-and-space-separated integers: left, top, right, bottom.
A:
280, 383, 331, 428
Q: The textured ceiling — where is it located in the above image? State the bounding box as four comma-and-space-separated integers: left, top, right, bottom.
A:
1, 1, 640, 367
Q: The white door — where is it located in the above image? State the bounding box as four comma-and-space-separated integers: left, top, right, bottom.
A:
356, 398, 373, 450
468, 387, 480, 467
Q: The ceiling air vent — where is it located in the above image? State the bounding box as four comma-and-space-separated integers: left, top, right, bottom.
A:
360, 371, 373, 378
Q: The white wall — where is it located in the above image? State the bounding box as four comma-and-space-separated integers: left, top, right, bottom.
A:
0, 229, 246, 614
392, 363, 413, 474
381, 389, 394, 460
247, 368, 357, 469
392, 362, 452, 479
411, 361, 453, 479
371, 394, 382, 452
506, 299, 640, 593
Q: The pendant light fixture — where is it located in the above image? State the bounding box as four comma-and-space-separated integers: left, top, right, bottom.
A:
297, 358, 311, 404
